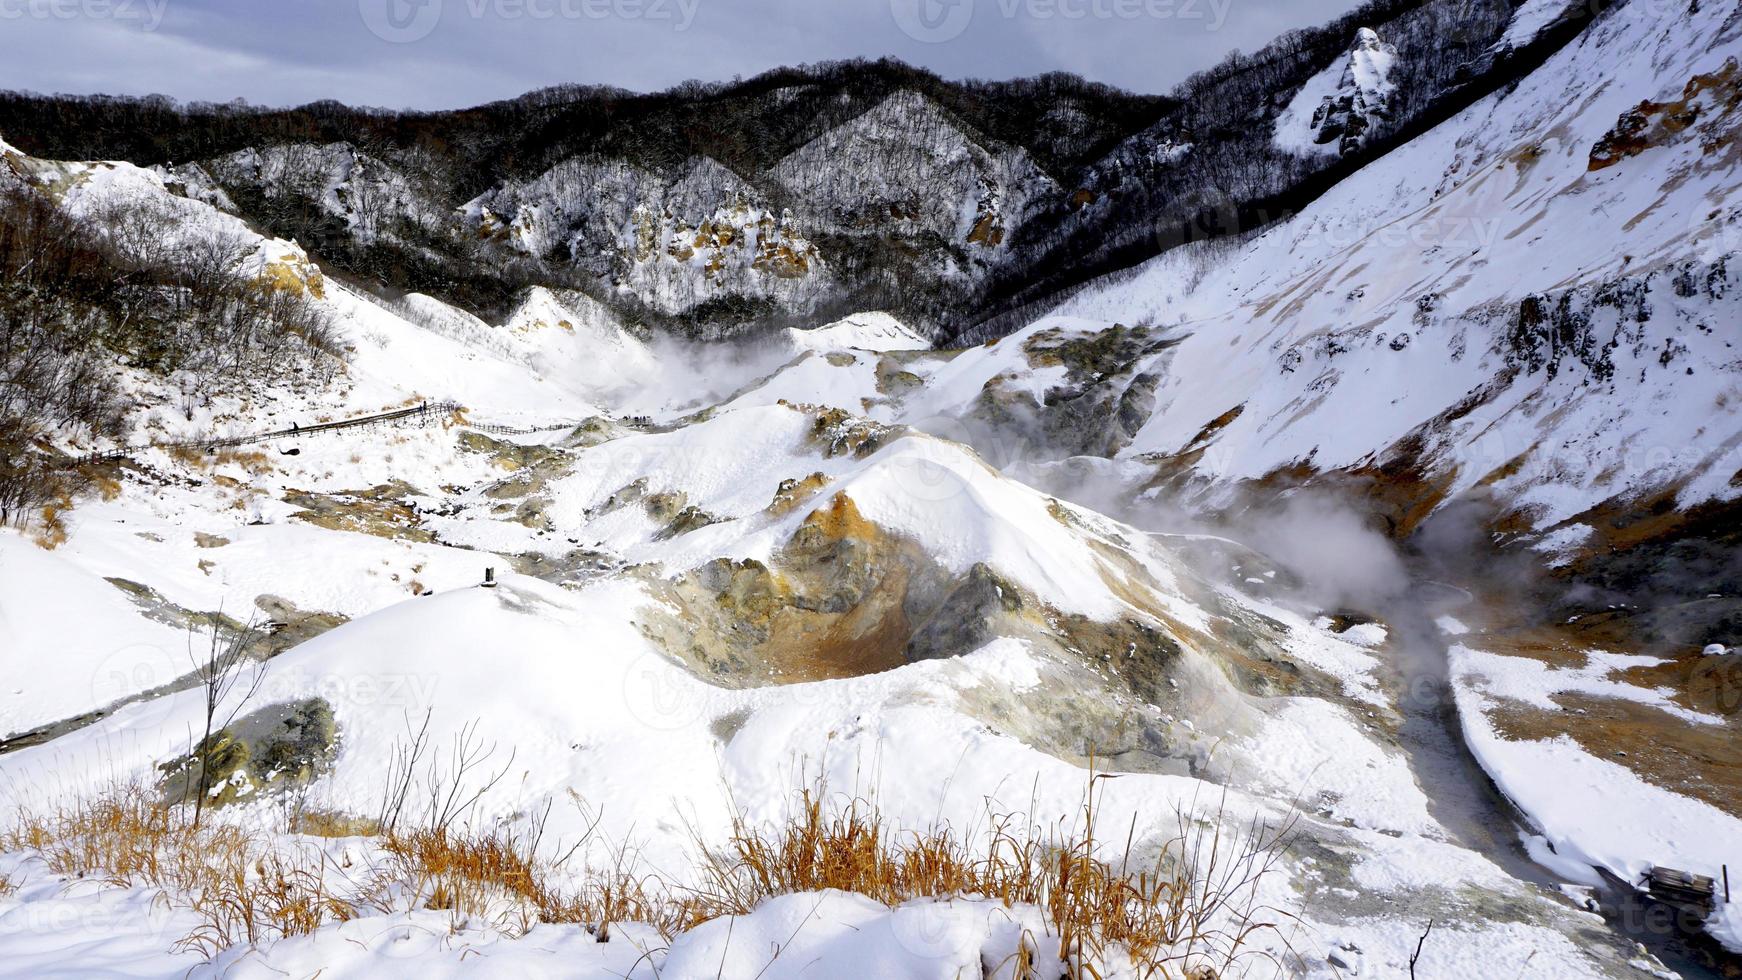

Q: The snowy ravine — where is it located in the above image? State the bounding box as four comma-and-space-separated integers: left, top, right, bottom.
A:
2, 0, 1741, 977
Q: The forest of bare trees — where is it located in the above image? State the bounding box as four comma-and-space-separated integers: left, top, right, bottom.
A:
0, 184, 339, 526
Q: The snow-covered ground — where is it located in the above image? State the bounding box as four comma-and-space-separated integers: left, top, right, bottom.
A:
3, 0, 1740, 973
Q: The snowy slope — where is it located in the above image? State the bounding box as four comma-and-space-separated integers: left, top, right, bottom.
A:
1026, 0, 1742, 529
785, 312, 930, 354
3, 0, 1740, 974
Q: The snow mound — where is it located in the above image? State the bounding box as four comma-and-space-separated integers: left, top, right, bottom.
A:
786, 312, 929, 354
1450, 644, 1742, 893
500, 286, 661, 400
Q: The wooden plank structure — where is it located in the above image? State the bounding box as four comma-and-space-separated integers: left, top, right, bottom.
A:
57, 399, 593, 471
1643, 866, 1718, 914
65, 400, 466, 467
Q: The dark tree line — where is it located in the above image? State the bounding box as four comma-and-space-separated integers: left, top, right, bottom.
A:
0, 59, 1165, 200
953, 0, 1553, 339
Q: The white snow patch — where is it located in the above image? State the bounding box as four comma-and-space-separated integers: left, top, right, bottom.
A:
787, 312, 929, 354
1451, 645, 1742, 888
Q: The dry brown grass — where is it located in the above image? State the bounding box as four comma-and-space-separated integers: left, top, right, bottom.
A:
370, 822, 673, 939
0, 784, 345, 956
29, 504, 68, 549
2, 775, 1295, 974
288, 808, 381, 838
691, 777, 1296, 978
167, 446, 275, 475
212, 449, 273, 475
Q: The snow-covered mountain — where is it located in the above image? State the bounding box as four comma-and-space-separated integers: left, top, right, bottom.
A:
0, 0, 1546, 337
1, 0, 1740, 976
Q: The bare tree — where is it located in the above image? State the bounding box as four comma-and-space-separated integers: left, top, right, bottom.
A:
373, 710, 518, 835
185, 616, 268, 828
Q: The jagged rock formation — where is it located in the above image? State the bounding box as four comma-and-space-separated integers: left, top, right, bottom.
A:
1308, 28, 1398, 153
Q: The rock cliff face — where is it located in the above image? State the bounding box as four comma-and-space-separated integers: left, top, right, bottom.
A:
452, 90, 1055, 326
1273, 27, 1399, 157
465, 155, 828, 318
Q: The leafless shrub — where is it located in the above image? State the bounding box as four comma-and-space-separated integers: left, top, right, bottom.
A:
180, 616, 268, 829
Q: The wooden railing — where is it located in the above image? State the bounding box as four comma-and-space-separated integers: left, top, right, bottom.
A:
67, 400, 466, 466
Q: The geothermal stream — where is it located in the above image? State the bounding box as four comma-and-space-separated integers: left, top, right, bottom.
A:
1377, 580, 1561, 887
1141, 523, 1729, 976
1379, 575, 1733, 979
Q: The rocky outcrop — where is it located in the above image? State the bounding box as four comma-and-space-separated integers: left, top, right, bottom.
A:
157, 698, 339, 808
1503, 257, 1732, 382
959, 323, 1175, 460
1309, 28, 1398, 154
1588, 57, 1740, 171
466, 156, 828, 320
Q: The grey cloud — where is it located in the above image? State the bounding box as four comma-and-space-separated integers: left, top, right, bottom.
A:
0, 0, 1364, 108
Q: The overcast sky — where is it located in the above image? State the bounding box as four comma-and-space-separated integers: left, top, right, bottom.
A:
0, 0, 1362, 108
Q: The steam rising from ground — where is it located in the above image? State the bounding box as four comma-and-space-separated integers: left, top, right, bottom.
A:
1005, 453, 1411, 611
608, 333, 799, 419
1235, 493, 1411, 608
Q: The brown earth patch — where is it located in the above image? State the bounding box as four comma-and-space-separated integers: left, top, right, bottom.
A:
1177, 404, 1244, 454
1589, 57, 1740, 171
766, 472, 829, 517
647, 493, 937, 684
1488, 691, 1741, 818
284, 482, 432, 543
1342, 435, 1460, 539
794, 405, 890, 458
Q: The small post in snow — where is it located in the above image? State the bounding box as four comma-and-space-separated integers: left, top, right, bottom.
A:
482, 567, 497, 589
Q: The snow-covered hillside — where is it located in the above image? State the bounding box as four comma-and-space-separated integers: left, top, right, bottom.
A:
2, 0, 1740, 976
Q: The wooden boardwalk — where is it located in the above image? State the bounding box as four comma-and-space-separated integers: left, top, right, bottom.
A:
67, 400, 467, 466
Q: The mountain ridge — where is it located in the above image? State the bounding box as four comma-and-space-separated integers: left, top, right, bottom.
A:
0, 0, 1573, 335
